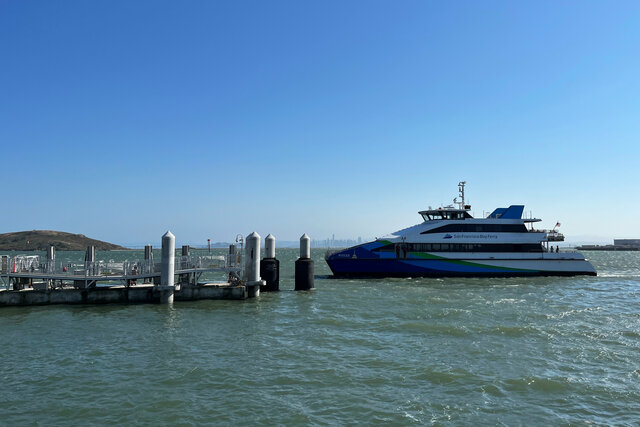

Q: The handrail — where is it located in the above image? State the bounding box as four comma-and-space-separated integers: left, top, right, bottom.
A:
2, 253, 242, 278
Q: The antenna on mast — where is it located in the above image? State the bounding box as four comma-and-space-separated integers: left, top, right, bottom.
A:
453, 181, 470, 210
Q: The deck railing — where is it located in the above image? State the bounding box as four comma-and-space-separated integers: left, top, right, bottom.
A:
2, 254, 241, 278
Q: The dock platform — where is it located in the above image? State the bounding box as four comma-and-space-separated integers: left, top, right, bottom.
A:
0, 231, 265, 307
0, 282, 248, 306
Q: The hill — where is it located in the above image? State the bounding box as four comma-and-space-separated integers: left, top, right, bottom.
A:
0, 230, 127, 251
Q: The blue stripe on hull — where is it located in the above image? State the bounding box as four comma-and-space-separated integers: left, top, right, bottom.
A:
327, 258, 530, 276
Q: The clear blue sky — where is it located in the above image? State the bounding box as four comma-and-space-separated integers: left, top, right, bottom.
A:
1, 1, 639, 246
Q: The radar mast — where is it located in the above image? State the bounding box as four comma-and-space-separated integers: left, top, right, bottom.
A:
453, 181, 470, 210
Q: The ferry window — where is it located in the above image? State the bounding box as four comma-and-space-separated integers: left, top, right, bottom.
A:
421, 223, 529, 235
384, 242, 542, 253
373, 244, 395, 252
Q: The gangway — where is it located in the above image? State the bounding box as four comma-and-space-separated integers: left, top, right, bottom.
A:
0, 253, 243, 291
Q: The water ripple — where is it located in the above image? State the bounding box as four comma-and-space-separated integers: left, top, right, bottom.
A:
1, 249, 639, 424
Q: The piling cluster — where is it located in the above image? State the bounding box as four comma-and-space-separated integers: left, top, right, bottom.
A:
255, 232, 315, 292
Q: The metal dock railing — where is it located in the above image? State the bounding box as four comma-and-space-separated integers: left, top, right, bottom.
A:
0, 253, 243, 290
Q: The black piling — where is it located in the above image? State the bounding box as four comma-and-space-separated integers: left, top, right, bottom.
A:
260, 234, 280, 292
260, 258, 280, 291
294, 233, 314, 291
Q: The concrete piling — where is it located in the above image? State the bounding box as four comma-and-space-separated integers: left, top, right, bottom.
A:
45, 246, 56, 287
46, 246, 55, 261
75, 246, 97, 288
295, 233, 314, 291
244, 232, 260, 282
244, 232, 263, 297
159, 231, 175, 304
46, 246, 56, 274
260, 234, 279, 292
144, 244, 153, 283
144, 244, 153, 262
265, 234, 275, 259
85, 245, 95, 263
300, 233, 310, 259
84, 245, 96, 275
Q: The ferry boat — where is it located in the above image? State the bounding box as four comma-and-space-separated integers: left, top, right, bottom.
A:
325, 182, 596, 277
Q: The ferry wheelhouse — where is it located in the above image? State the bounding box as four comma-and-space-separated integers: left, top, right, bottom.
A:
325, 182, 596, 277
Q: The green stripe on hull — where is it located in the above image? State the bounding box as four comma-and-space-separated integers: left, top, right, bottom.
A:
409, 252, 538, 273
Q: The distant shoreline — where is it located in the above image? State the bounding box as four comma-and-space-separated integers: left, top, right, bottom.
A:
0, 230, 126, 251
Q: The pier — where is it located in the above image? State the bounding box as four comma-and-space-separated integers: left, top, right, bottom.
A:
0, 231, 267, 307
576, 239, 640, 251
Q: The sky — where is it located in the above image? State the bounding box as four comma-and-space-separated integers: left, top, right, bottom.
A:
1, 1, 639, 246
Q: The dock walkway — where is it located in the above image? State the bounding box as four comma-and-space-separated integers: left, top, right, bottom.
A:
0, 230, 265, 307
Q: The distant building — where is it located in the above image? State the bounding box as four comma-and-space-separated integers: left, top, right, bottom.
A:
613, 239, 640, 247
578, 238, 640, 251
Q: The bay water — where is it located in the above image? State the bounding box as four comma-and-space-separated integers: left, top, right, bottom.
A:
1, 249, 639, 425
